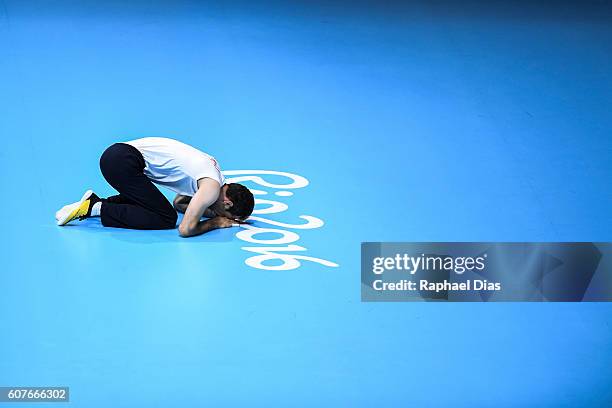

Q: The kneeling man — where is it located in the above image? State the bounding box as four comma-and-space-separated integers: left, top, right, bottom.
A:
56, 137, 254, 237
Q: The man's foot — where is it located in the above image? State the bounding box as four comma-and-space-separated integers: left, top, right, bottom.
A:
56, 190, 101, 226
55, 190, 95, 221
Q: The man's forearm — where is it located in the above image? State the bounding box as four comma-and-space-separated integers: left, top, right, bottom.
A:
173, 195, 191, 214
178, 218, 219, 238
174, 203, 189, 213
174, 196, 215, 218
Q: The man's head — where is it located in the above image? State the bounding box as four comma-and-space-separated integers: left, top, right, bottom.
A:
212, 183, 255, 221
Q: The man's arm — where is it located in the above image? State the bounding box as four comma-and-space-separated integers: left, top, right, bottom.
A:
173, 194, 191, 214
179, 215, 236, 238
174, 194, 216, 217
178, 179, 233, 237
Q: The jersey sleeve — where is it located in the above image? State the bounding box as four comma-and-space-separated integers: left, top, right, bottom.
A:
192, 157, 224, 186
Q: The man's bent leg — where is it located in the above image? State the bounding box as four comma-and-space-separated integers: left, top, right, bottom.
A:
101, 201, 176, 229
104, 194, 136, 205
99, 143, 177, 230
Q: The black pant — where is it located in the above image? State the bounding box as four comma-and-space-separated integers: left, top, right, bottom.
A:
99, 143, 178, 230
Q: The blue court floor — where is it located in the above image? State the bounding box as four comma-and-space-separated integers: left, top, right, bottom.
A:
0, 1, 611, 407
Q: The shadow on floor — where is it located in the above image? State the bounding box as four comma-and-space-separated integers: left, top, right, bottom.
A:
54, 218, 237, 244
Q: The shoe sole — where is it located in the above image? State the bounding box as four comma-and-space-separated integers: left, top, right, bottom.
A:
57, 189, 93, 226
55, 201, 79, 221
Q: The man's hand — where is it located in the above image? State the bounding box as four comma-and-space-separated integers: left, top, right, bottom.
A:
210, 216, 238, 229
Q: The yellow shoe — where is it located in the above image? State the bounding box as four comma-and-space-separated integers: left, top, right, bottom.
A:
55, 190, 90, 221
56, 190, 101, 226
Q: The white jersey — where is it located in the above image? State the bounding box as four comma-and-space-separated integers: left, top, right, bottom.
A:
124, 137, 224, 196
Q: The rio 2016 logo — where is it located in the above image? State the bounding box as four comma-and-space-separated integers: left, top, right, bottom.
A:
223, 170, 339, 271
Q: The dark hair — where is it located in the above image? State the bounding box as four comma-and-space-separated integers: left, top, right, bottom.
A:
226, 183, 255, 219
